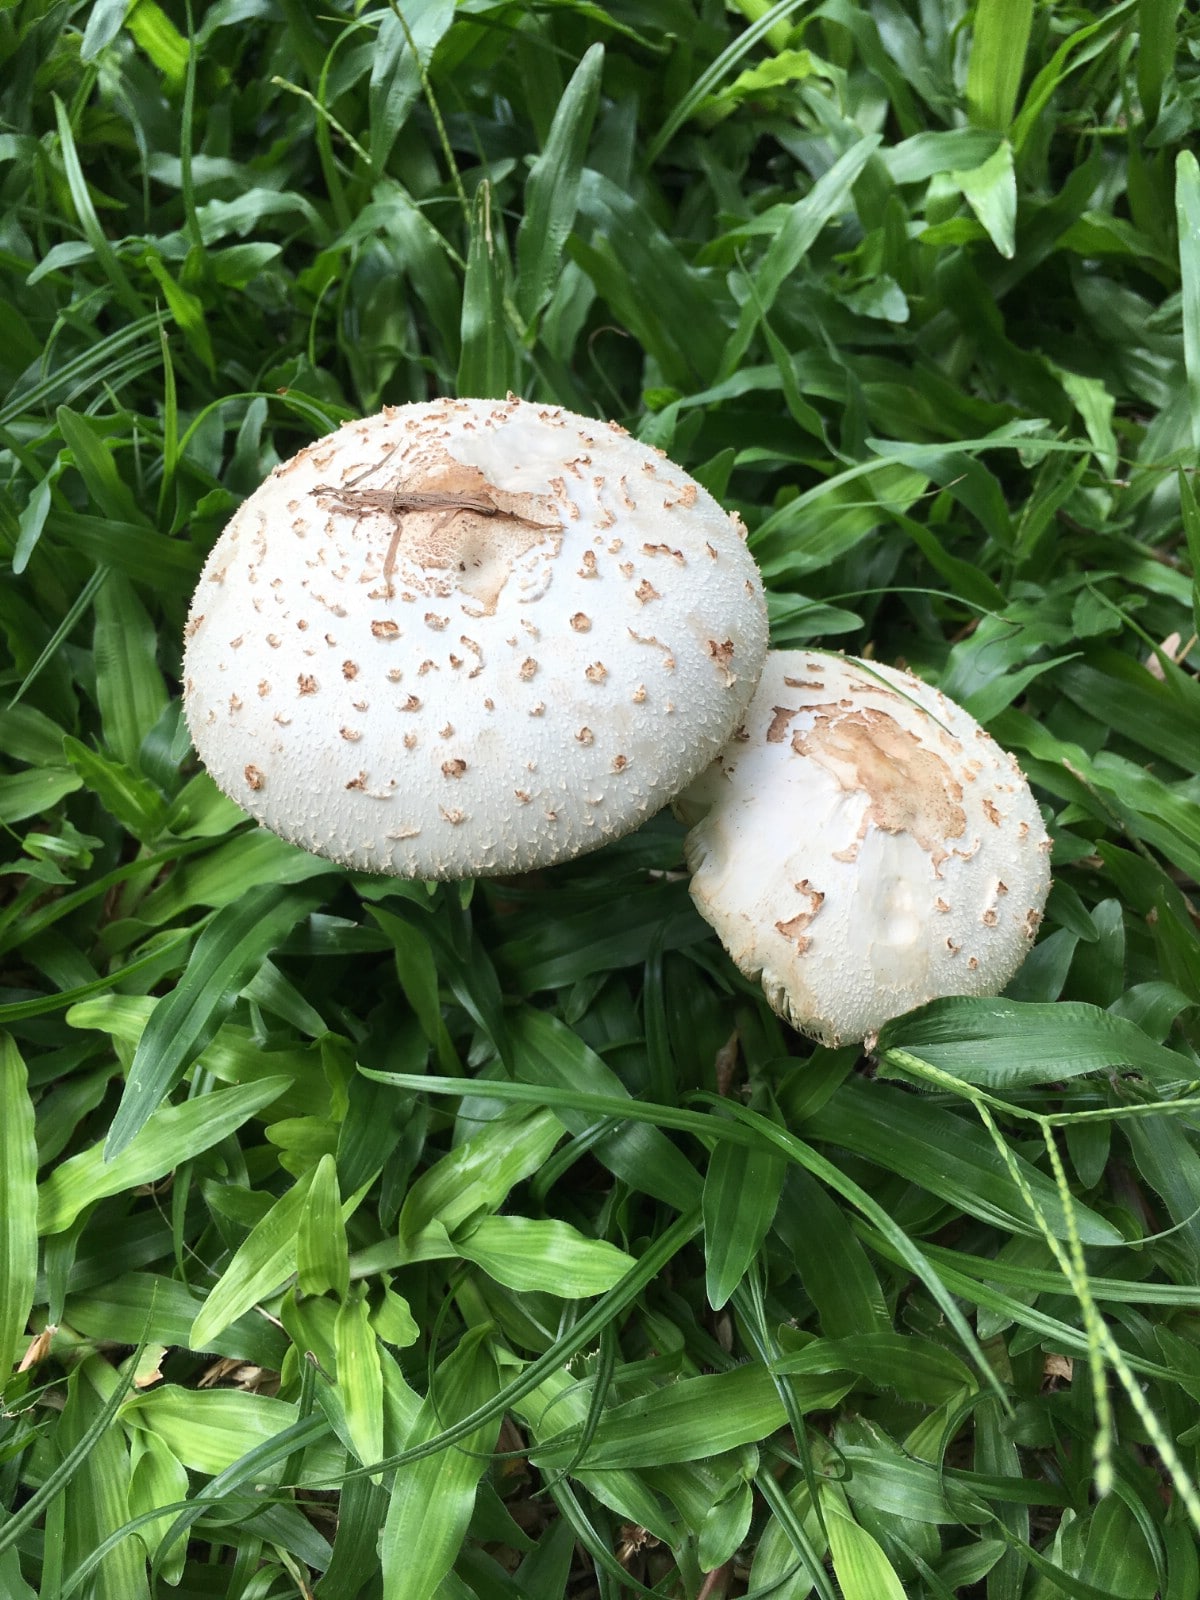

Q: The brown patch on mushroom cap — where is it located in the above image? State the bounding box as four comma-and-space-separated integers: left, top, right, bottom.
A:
791, 707, 966, 864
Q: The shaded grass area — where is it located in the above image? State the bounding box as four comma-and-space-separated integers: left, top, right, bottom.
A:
3, 1, 1200, 1595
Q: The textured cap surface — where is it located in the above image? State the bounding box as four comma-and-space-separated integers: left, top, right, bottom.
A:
183, 397, 768, 877
680, 652, 1052, 1046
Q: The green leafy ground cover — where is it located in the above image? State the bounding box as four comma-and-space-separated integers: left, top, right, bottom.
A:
3, 0, 1200, 1595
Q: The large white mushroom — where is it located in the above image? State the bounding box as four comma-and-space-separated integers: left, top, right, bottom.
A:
182, 397, 768, 878
678, 652, 1052, 1047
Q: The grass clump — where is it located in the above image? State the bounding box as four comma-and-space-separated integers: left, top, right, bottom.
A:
3, 2, 1200, 1597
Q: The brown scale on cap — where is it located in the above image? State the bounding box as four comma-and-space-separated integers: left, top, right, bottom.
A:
774, 880, 825, 954
298, 675, 317, 695
707, 639, 736, 686
442, 759, 467, 779
244, 764, 265, 791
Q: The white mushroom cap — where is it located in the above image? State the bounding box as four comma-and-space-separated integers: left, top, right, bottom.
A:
678, 652, 1052, 1047
182, 397, 768, 878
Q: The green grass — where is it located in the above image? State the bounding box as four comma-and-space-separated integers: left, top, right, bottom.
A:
2, 1, 1200, 1596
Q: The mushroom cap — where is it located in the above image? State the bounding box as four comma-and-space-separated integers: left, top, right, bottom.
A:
182, 397, 768, 878
679, 651, 1052, 1047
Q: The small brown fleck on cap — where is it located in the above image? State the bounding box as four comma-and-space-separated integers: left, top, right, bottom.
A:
342, 661, 359, 679
372, 619, 400, 640
346, 772, 366, 791
634, 579, 660, 604
612, 754, 629, 772
585, 662, 608, 683
576, 727, 594, 744
570, 612, 591, 632
244, 764, 265, 791
298, 674, 317, 695
442, 758, 467, 778
519, 657, 538, 681
340, 726, 361, 742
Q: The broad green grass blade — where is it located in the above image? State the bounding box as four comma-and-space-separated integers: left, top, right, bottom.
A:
821, 1484, 907, 1600
379, 1325, 501, 1600
454, 1215, 636, 1296
879, 997, 1193, 1089
1176, 150, 1200, 451
368, 0, 455, 174
334, 1288, 385, 1476
0, 1334, 142, 1562
702, 1137, 786, 1309
0, 1034, 37, 1382
810, 1078, 1121, 1245
38, 1076, 291, 1234
106, 880, 330, 1156
397, 1107, 562, 1243
92, 572, 168, 770
516, 43, 604, 324
532, 1364, 848, 1471
55, 406, 146, 525
966, 0, 1034, 128
190, 1165, 316, 1349
1137, 0, 1180, 123
57, 1359, 150, 1600
951, 142, 1017, 257
774, 1168, 890, 1340
297, 1153, 349, 1299
458, 181, 516, 400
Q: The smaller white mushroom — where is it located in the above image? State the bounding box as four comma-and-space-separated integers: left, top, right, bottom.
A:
678, 652, 1052, 1047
